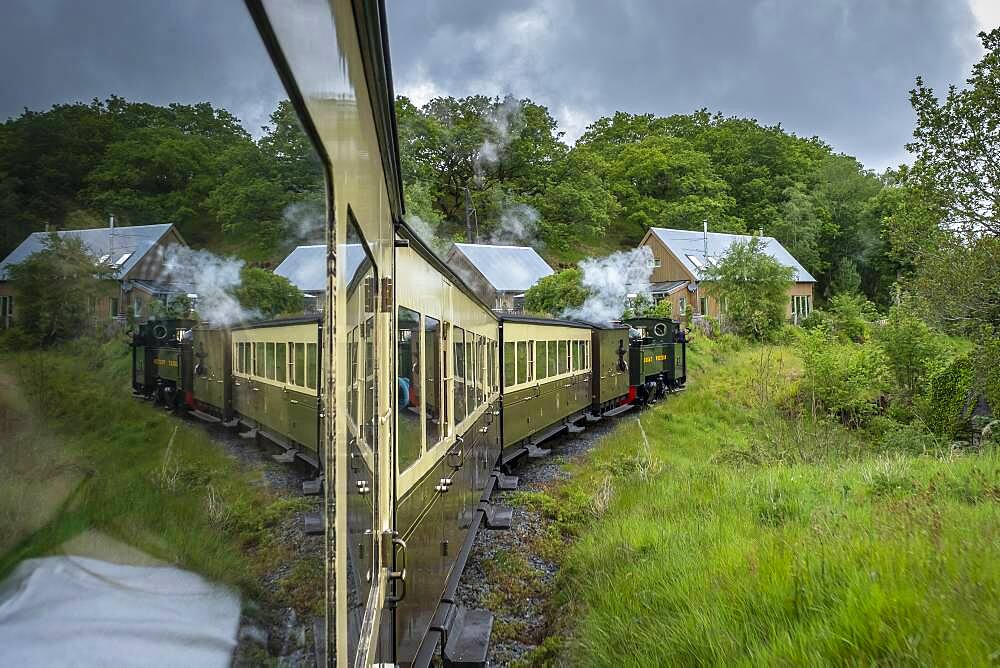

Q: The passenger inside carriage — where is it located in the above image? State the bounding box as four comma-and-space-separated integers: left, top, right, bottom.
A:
397, 306, 422, 470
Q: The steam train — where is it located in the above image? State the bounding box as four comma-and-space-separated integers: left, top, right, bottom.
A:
132, 1, 688, 666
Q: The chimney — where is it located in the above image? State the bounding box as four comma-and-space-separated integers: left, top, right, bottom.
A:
703, 218, 708, 260
758, 227, 764, 237
109, 214, 116, 230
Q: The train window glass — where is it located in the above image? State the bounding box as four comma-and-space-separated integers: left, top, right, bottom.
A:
244, 343, 251, 375
254, 342, 264, 377
275, 343, 286, 382
424, 316, 441, 449
466, 337, 475, 411
574, 341, 582, 371
442, 324, 450, 436
584, 341, 590, 369
288, 341, 296, 385
546, 341, 557, 379
454, 327, 466, 424
295, 343, 306, 387
477, 337, 486, 404
535, 341, 547, 379
492, 341, 499, 393
526, 340, 535, 382
397, 307, 421, 472
235, 343, 242, 374
504, 341, 516, 388
558, 340, 568, 374
265, 342, 276, 380
346, 331, 357, 421
516, 341, 527, 385
306, 343, 318, 390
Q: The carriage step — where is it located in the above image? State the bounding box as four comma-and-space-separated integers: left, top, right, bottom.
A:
311, 617, 326, 668
495, 473, 519, 491
603, 403, 634, 418
190, 409, 220, 424
221, 417, 240, 428
303, 511, 323, 535
443, 607, 493, 668
526, 444, 551, 459
483, 504, 513, 530
585, 413, 602, 423
238, 428, 258, 440
302, 477, 324, 496
273, 449, 298, 463
566, 423, 585, 433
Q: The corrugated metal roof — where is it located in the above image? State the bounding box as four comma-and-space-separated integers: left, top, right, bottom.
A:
649, 280, 689, 294
451, 243, 554, 292
0, 224, 175, 281
650, 228, 816, 282
274, 244, 364, 293
130, 280, 197, 296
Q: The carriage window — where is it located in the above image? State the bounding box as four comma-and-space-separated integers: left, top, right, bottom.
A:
306, 343, 318, 390
573, 341, 581, 371
265, 342, 276, 380
516, 341, 527, 385
254, 342, 264, 377
454, 327, 466, 424
491, 341, 498, 393
526, 340, 535, 382
243, 342, 251, 375
466, 336, 475, 411
535, 341, 547, 379
276, 343, 286, 382
583, 341, 590, 370
295, 343, 306, 387
288, 341, 296, 384
478, 337, 486, 404
558, 340, 568, 374
504, 341, 516, 388
442, 323, 450, 436
425, 316, 441, 449
397, 306, 421, 472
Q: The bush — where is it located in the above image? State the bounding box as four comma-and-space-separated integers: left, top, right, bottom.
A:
918, 354, 976, 439
876, 304, 944, 398
978, 335, 1000, 415
826, 294, 880, 342
797, 328, 890, 426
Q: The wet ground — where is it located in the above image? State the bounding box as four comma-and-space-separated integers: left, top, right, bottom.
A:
455, 416, 622, 666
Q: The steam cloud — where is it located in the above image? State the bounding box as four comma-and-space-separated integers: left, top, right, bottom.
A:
283, 199, 325, 244
564, 246, 655, 325
474, 95, 523, 186
405, 213, 450, 255
159, 246, 259, 326
488, 203, 541, 247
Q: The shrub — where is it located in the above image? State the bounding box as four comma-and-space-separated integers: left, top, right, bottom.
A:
797, 328, 890, 426
826, 293, 880, 342
918, 354, 976, 439
978, 335, 1000, 415
876, 304, 944, 398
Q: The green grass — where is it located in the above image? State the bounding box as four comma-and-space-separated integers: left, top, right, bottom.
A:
533, 339, 1000, 665
0, 336, 316, 609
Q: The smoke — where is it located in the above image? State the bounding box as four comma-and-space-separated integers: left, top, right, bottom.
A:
564, 246, 655, 325
487, 203, 541, 247
283, 199, 325, 244
474, 95, 524, 186
159, 246, 259, 326
405, 213, 450, 255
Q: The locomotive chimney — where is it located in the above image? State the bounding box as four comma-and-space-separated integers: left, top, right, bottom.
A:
109, 214, 116, 230
703, 218, 708, 260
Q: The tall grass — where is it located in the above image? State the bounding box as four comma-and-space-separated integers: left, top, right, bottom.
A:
0, 337, 303, 595
541, 342, 1000, 665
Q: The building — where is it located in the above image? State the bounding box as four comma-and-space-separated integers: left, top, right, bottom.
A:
0, 222, 189, 328
444, 243, 554, 314
640, 227, 816, 322
273, 243, 364, 311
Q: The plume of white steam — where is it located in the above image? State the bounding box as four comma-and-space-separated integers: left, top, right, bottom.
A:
488, 203, 541, 247
405, 213, 450, 255
159, 246, 259, 326
564, 246, 655, 325
474, 95, 523, 185
283, 199, 325, 244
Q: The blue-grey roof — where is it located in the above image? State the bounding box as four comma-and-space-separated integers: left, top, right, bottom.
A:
0, 224, 175, 281
451, 243, 554, 292
649, 228, 816, 282
130, 279, 197, 296
274, 244, 364, 293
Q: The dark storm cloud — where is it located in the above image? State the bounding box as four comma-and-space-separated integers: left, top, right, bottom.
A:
386, 0, 983, 171
0, 0, 283, 135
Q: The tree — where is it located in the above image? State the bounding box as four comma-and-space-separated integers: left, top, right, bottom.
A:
701, 237, 794, 340
907, 28, 1000, 236
876, 304, 944, 399
7, 234, 114, 346
523, 268, 587, 316
234, 267, 304, 319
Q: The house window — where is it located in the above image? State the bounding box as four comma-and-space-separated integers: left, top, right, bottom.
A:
792, 295, 812, 322
110, 297, 120, 317
699, 297, 708, 315
0, 295, 11, 329
653, 258, 662, 268
679, 296, 687, 314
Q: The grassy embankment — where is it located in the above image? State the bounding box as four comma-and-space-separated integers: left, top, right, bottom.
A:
516, 338, 1000, 665
0, 336, 320, 617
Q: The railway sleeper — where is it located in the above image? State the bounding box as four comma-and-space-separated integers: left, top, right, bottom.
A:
481, 503, 513, 530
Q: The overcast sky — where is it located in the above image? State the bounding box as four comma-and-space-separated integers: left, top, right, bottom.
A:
1, 1, 998, 172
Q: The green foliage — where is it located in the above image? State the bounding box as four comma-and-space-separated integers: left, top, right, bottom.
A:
6, 234, 115, 346
980, 336, 1000, 415
702, 237, 794, 340
824, 293, 880, 342
523, 268, 587, 316
234, 268, 304, 319
875, 304, 944, 397
919, 354, 976, 439
797, 328, 890, 426
650, 298, 673, 319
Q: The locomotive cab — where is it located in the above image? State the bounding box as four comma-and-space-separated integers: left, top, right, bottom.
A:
132, 318, 195, 409
623, 316, 686, 403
